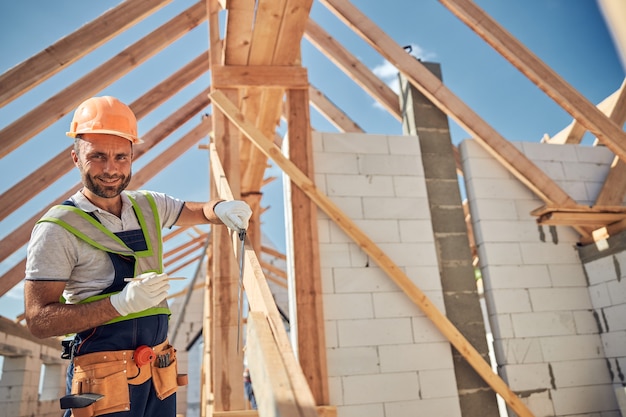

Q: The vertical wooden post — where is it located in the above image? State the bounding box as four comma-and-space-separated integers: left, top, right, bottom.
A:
206, 0, 245, 413
286, 88, 329, 405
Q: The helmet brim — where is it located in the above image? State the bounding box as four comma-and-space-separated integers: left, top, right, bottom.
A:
66, 129, 143, 144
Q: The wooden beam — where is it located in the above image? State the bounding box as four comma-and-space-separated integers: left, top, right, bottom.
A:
286, 88, 329, 405
548, 80, 626, 144
0, 59, 210, 223
164, 236, 208, 267
209, 89, 536, 417
0, 0, 172, 107
128, 93, 212, 188
259, 261, 287, 281
212, 66, 309, 89
0, 1, 207, 159
240, 0, 314, 196
593, 79, 626, 206
530, 204, 626, 216
318, 0, 585, 239
437, 0, 626, 162
208, 0, 246, 403
308, 85, 364, 133
537, 211, 626, 226
245, 312, 319, 416
212, 406, 336, 417
304, 19, 401, 121
261, 246, 286, 260
223, 0, 255, 65
210, 143, 319, 417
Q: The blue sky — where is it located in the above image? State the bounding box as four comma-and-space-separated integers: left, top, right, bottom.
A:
0, 0, 624, 319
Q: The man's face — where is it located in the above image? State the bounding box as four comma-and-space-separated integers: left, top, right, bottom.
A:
72, 133, 133, 199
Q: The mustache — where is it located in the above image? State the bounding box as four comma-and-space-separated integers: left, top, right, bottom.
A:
96, 174, 125, 180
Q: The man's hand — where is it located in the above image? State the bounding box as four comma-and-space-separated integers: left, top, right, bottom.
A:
214, 200, 252, 231
110, 272, 170, 316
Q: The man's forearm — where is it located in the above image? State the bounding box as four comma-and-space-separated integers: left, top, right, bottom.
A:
27, 298, 120, 339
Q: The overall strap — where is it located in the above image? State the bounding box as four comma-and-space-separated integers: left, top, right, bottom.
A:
39, 191, 170, 322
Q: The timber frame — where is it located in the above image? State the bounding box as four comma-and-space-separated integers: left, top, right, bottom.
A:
1, 0, 625, 416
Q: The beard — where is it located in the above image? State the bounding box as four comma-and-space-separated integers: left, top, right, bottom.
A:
82, 171, 132, 199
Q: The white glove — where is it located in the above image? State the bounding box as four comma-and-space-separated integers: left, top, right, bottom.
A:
110, 272, 170, 316
214, 200, 252, 231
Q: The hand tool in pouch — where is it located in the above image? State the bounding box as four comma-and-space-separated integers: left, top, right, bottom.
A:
237, 228, 246, 352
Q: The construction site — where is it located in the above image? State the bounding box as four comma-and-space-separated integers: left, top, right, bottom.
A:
1, 0, 626, 416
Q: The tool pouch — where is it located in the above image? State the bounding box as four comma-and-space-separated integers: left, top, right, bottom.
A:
151, 344, 184, 400
70, 404, 96, 417
71, 356, 130, 416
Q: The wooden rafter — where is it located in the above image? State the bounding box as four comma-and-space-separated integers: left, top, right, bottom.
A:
304, 18, 401, 121
0, 0, 173, 107
438, 0, 626, 162
0, 1, 206, 159
318, 0, 588, 240
308, 85, 365, 133
0, 59, 209, 223
547, 79, 626, 145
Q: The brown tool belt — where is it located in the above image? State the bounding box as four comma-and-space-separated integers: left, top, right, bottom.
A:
70, 340, 187, 417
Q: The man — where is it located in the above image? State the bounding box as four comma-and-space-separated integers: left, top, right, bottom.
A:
24, 96, 252, 417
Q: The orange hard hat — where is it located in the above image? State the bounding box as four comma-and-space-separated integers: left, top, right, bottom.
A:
66, 96, 142, 144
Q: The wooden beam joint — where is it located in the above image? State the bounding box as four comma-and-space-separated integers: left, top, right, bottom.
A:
212, 65, 309, 89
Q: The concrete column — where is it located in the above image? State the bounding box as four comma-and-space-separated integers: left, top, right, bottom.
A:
399, 62, 499, 417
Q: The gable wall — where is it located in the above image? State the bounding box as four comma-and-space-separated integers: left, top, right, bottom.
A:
460, 139, 623, 416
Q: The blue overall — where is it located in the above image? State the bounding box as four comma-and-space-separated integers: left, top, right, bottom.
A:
63, 205, 175, 417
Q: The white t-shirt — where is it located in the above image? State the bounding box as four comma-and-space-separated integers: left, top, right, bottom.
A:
25, 190, 184, 304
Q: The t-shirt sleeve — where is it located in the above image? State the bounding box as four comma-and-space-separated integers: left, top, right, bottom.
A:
148, 191, 185, 229
25, 222, 77, 281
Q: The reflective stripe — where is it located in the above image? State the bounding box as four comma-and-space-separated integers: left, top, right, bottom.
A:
38, 190, 170, 319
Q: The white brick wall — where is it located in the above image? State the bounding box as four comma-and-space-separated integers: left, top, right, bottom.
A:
460, 139, 620, 416
314, 132, 460, 417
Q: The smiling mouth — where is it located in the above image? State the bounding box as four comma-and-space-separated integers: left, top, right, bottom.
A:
99, 177, 122, 185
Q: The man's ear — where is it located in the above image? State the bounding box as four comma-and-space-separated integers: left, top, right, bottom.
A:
71, 149, 80, 166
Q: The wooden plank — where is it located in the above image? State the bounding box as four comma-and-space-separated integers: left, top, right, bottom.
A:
272, 0, 314, 65
537, 211, 626, 226
212, 405, 337, 416
259, 261, 287, 281
212, 66, 309, 89
0, 1, 207, 159
200, 0, 222, 417
241, 0, 314, 197
210, 144, 319, 417
593, 80, 626, 206
223, 0, 255, 65
287, 88, 329, 405
304, 19, 401, 121
548, 79, 626, 145
318, 0, 580, 220
0, 0, 172, 107
209, 89, 537, 417
0, 56, 209, 223
129, 117, 212, 188
530, 204, 626, 217
308, 85, 364, 133
437, 0, 626, 161
164, 233, 207, 261
246, 312, 302, 416
261, 246, 287, 260
247, 0, 288, 64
